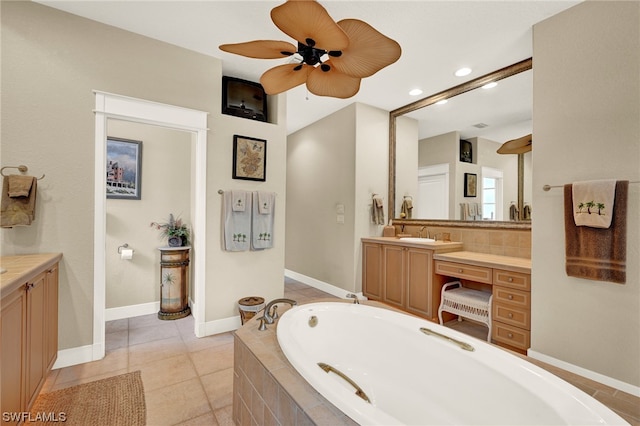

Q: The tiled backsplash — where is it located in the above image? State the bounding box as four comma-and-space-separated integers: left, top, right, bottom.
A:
394, 224, 531, 258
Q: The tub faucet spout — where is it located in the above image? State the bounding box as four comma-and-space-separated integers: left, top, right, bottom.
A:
346, 293, 360, 304
263, 298, 297, 325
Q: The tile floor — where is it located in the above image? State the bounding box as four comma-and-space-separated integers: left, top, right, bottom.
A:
41, 278, 639, 425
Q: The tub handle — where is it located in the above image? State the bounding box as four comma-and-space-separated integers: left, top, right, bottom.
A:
317, 362, 371, 403
419, 327, 475, 352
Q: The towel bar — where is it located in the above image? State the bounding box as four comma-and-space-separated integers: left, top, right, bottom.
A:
0, 165, 45, 180
543, 181, 638, 191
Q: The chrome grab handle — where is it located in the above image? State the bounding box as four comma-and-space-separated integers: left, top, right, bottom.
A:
317, 362, 371, 403
420, 327, 475, 352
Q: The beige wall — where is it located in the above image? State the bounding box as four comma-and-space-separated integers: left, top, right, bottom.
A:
286, 103, 389, 293
532, 1, 639, 387
1, 2, 287, 351
105, 121, 191, 309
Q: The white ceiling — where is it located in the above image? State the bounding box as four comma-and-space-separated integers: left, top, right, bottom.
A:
38, 0, 580, 140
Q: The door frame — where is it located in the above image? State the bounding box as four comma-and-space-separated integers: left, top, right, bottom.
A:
93, 91, 208, 360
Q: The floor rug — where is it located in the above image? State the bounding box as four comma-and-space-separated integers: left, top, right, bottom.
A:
29, 370, 145, 425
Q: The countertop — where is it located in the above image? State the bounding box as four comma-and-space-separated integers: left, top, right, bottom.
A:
1, 253, 63, 297
362, 236, 463, 252
434, 251, 531, 274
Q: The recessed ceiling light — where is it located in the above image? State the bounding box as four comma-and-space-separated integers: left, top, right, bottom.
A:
455, 67, 472, 77
482, 82, 498, 89
409, 88, 423, 96
436, 99, 448, 105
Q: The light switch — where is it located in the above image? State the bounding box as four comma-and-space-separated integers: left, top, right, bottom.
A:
336, 214, 345, 224
336, 204, 345, 214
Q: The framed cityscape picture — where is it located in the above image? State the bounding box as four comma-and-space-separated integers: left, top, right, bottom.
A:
106, 137, 142, 199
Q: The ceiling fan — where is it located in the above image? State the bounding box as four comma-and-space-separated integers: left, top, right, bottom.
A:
497, 134, 532, 154
219, 0, 402, 99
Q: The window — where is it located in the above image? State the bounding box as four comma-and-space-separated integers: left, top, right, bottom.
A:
482, 168, 503, 220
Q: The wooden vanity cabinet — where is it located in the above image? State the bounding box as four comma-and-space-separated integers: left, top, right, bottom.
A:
1, 257, 60, 421
362, 239, 452, 321
434, 255, 531, 352
362, 242, 383, 300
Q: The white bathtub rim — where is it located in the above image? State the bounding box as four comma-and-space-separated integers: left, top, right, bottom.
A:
277, 302, 628, 426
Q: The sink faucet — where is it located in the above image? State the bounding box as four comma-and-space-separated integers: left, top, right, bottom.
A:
419, 226, 427, 238
259, 298, 297, 330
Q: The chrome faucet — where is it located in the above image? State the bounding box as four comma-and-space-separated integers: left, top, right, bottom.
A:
346, 293, 360, 304
419, 226, 428, 238
258, 298, 297, 330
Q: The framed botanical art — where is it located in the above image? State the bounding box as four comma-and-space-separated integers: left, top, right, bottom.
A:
232, 135, 267, 182
464, 173, 477, 197
106, 137, 142, 199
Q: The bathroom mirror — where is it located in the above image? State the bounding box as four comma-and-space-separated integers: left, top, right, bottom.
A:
389, 58, 533, 228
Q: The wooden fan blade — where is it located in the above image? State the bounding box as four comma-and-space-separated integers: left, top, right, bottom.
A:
219, 40, 296, 59
330, 19, 402, 78
260, 63, 312, 95
271, 0, 349, 51
306, 66, 361, 98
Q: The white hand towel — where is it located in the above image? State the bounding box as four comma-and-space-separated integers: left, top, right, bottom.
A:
231, 190, 247, 212
257, 191, 274, 214
572, 180, 617, 228
252, 192, 275, 250
222, 190, 251, 251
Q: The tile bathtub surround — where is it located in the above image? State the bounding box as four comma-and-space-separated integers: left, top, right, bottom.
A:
41, 280, 638, 425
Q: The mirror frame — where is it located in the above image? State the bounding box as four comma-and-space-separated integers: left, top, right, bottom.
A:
388, 58, 533, 229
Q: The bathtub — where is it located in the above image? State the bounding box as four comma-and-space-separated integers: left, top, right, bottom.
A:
276, 302, 628, 425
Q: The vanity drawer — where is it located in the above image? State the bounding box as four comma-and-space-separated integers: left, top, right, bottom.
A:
492, 286, 530, 310
492, 322, 530, 350
493, 269, 530, 291
493, 302, 530, 329
435, 261, 492, 284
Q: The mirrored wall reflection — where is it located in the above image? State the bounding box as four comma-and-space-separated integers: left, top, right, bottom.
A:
396, 67, 533, 222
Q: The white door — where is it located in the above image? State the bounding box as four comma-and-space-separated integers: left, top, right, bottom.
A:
417, 165, 449, 219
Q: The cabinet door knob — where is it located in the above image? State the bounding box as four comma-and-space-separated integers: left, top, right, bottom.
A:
508, 313, 514, 319
508, 294, 514, 300
508, 333, 513, 339
458, 268, 463, 273
508, 277, 514, 282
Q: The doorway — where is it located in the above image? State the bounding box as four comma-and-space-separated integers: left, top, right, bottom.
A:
93, 92, 208, 361
417, 164, 449, 219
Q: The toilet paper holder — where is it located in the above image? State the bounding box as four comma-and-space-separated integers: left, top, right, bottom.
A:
118, 243, 132, 254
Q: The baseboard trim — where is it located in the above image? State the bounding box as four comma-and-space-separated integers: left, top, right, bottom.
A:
53, 344, 95, 369
527, 349, 640, 397
201, 315, 242, 337
105, 301, 160, 321
284, 269, 363, 299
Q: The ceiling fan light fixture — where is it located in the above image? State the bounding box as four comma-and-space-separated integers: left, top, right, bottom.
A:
219, 0, 401, 98
455, 67, 472, 77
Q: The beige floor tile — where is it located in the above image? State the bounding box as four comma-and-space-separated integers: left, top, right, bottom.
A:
182, 330, 234, 353
55, 347, 128, 385
176, 411, 220, 426
129, 335, 188, 366
201, 367, 234, 410
138, 353, 198, 392
106, 329, 128, 352
145, 378, 211, 426
105, 317, 129, 333
129, 313, 166, 329
51, 368, 130, 392
129, 322, 180, 346
213, 405, 235, 426
190, 342, 234, 376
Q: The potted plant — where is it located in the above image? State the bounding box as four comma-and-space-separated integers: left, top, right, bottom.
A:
150, 214, 190, 247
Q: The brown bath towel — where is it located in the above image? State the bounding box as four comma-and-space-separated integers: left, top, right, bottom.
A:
1, 175, 37, 228
564, 181, 628, 284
